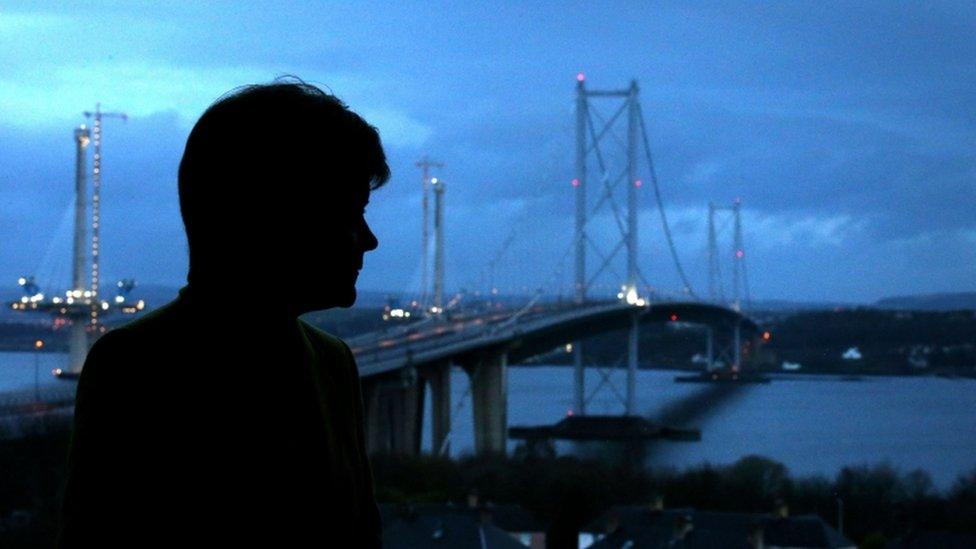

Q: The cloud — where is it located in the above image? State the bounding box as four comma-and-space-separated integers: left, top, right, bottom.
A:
360, 107, 433, 149
0, 10, 66, 32
746, 212, 869, 248
0, 61, 433, 152
1, 2, 974, 302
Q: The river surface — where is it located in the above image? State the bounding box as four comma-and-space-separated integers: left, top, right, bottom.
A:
424, 365, 976, 490
3, 353, 975, 489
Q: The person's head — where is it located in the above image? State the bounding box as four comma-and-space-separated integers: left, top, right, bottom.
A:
178, 77, 389, 313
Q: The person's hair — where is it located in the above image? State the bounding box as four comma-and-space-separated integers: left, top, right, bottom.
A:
177, 77, 390, 278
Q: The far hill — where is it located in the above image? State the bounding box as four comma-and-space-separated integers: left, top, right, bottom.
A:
875, 292, 976, 311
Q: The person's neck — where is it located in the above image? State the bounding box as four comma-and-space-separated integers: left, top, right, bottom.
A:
183, 269, 308, 326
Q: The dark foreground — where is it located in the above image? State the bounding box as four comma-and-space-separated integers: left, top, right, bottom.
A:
2, 415, 975, 547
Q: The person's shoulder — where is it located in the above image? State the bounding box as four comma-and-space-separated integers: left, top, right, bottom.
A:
111, 296, 186, 340
79, 297, 186, 384
86, 326, 136, 359
74, 326, 140, 403
298, 319, 352, 357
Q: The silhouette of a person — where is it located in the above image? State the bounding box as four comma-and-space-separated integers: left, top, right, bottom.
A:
58, 79, 388, 547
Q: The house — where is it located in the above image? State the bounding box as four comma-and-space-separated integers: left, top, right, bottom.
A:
379, 499, 547, 548
886, 531, 976, 548
580, 504, 854, 549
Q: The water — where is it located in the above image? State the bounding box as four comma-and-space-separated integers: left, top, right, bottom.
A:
3, 353, 974, 489
424, 365, 976, 490
0, 352, 68, 393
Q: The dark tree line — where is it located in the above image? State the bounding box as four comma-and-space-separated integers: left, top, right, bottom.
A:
371, 452, 976, 545
2, 416, 975, 546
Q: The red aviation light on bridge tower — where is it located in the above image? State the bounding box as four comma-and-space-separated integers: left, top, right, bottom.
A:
571, 178, 580, 187
576, 72, 586, 82
669, 313, 679, 322
735, 250, 745, 259
634, 179, 642, 188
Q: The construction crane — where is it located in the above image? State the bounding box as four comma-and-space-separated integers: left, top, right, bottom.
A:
82, 103, 128, 329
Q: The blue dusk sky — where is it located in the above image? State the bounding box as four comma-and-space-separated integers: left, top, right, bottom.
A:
1, 1, 974, 303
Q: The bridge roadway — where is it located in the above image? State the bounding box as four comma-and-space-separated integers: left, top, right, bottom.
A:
350, 300, 756, 376
0, 300, 758, 456
347, 299, 758, 456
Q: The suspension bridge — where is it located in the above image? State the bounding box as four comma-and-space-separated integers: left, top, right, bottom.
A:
3, 76, 766, 457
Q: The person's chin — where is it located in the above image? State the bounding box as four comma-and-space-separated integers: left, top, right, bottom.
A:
326, 284, 357, 309
337, 286, 357, 308
298, 287, 356, 313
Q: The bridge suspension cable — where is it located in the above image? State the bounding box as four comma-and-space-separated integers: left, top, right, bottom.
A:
636, 102, 697, 298
583, 104, 663, 301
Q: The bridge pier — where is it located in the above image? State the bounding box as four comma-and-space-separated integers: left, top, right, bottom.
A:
734, 321, 742, 368
418, 361, 452, 456
626, 313, 638, 414
68, 320, 88, 373
464, 353, 508, 455
573, 343, 585, 415
362, 368, 424, 456
706, 326, 714, 370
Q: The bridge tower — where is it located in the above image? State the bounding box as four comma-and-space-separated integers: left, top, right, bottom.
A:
10, 106, 143, 376
67, 125, 91, 372
707, 199, 750, 311
415, 157, 444, 312
573, 74, 645, 415
432, 177, 445, 313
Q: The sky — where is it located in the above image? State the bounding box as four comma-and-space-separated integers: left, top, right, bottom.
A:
1, 1, 974, 304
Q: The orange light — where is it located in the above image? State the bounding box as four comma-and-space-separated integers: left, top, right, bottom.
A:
762, 331, 772, 341
34, 340, 44, 349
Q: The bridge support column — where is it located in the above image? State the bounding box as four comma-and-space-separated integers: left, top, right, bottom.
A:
419, 361, 451, 456
706, 327, 714, 370
362, 370, 424, 456
465, 353, 508, 455
573, 344, 585, 415
626, 312, 638, 415
363, 379, 383, 454
68, 320, 88, 373
734, 321, 742, 369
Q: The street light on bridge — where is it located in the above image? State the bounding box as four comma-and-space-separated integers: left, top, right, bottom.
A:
617, 285, 646, 307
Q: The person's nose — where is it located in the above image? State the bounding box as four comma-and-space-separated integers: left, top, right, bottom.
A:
361, 221, 379, 252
